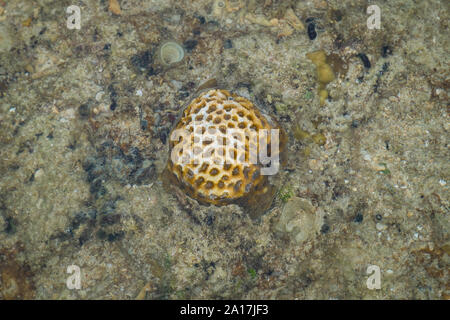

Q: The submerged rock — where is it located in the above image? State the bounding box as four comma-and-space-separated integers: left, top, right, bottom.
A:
274, 197, 324, 244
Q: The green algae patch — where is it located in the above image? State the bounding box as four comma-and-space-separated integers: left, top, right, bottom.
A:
294, 125, 326, 146
311, 133, 327, 146
377, 163, 391, 175
277, 185, 294, 203
247, 268, 257, 279
293, 125, 311, 141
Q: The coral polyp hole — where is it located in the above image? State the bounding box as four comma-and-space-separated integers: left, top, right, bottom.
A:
207, 127, 217, 134
234, 180, 242, 192
195, 177, 205, 186
243, 166, 250, 179
219, 126, 227, 134
232, 133, 243, 141
202, 140, 213, 146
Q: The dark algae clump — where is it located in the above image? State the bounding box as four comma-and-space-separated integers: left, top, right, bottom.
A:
357, 53, 371, 69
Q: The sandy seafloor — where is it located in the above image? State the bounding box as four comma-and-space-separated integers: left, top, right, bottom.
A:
0, 0, 448, 299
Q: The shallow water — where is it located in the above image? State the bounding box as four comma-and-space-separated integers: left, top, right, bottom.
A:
0, 0, 448, 299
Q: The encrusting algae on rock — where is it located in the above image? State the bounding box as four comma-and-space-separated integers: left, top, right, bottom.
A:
307, 50, 335, 106
162, 89, 286, 218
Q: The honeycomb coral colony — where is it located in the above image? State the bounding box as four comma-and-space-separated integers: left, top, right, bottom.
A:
166, 89, 283, 206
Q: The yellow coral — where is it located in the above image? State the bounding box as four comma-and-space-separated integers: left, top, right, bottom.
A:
307, 50, 335, 106
163, 89, 286, 216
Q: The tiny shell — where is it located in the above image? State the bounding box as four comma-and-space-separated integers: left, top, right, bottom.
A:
285, 8, 305, 30
158, 41, 185, 66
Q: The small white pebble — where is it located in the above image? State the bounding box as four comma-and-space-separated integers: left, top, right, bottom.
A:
9, 107, 16, 113
362, 153, 371, 161
61, 108, 76, 119
376, 223, 387, 231
413, 233, 419, 240
439, 179, 446, 186
386, 269, 393, 274
34, 169, 44, 179
171, 80, 183, 90
171, 14, 181, 24
95, 91, 104, 101
136, 89, 143, 96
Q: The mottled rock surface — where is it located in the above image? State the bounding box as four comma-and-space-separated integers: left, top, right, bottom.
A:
0, 0, 448, 299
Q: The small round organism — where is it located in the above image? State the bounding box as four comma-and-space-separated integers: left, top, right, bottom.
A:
158, 41, 185, 66
307, 22, 317, 40
163, 89, 286, 217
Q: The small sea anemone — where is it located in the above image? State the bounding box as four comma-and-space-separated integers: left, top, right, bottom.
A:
158, 41, 184, 66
